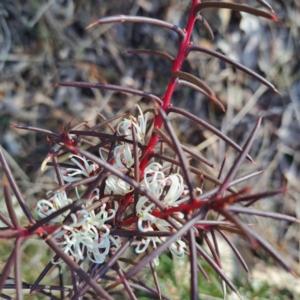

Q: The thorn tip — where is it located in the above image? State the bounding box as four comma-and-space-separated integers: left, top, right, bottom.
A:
85, 21, 98, 30
274, 88, 281, 94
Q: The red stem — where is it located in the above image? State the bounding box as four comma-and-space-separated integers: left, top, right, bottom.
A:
139, 0, 200, 178
117, 1, 200, 223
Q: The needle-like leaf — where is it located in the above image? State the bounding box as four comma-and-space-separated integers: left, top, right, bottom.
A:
0, 293, 13, 300
178, 79, 225, 112
0, 229, 21, 239
125, 49, 174, 62
235, 222, 295, 275
203, 232, 222, 268
0, 147, 35, 224
14, 237, 24, 300
0, 249, 15, 292
218, 152, 227, 181
54, 82, 162, 105
151, 152, 235, 193
188, 229, 198, 300
11, 126, 61, 140
131, 278, 171, 300
218, 116, 262, 194
3, 178, 20, 229
81, 168, 109, 201
114, 262, 137, 300
48, 140, 64, 186
132, 123, 139, 217
173, 71, 217, 99
46, 175, 98, 198
87, 113, 126, 132
72, 238, 134, 299
86, 15, 185, 41
72, 148, 165, 211
125, 207, 208, 280
70, 270, 79, 297
194, 2, 279, 22
46, 239, 114, 300
196, 244, 241, 298
154, 129, 214, 168
217, 229, 250, 275
70, 130, 118, 139
197, 261, 210, 282
0, 212, 14, 228
240, 189, 285, 206
29, 256, 59, 294
156, 106, 195, 201
110, 229, 172, 238
256, 0, 275, 13
149, 258, 162, 300
207, 230, 226, 297
188, 46, 279, 93
218, 207, 258, 246
227, 206, 300, 223
197, 170, 263, 201
167, 107, 254, 163
196, 15, 214, 41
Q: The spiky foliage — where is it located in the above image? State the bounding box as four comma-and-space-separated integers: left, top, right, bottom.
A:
0, 1, 297, 299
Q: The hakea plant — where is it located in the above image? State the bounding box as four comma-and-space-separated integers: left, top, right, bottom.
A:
0, 1, 298, 299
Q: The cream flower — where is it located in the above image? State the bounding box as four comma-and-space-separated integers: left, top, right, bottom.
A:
52, 205, 120, 264
114, 144, 134, 168
163, 174, 189, 206
141, 162, 165, 195
169, 239, 186, 257
62, 155, 99, 182
60, 155, 100, 199
104, 175, 133, 196
135, 165, 189, 262
117, 104, 150, 145
35, 191, 73, 223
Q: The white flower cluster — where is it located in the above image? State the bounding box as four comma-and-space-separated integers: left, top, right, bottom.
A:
61, 154, 99, 198
36, 189, 120, 263
35, 105, 194, 265
101, 105, 149, 196
117, 104, 149, 145
52, 204, 120, 264
36, 191, 72, 223
135, 163, 189, 264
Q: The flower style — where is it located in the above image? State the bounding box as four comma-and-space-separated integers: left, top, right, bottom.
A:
35, 191, 73, 223
142, 163, 165, 193
114, 144, 134, 168
60, 154, 100, 198
169, 239, 186, 258
87, 203, 115, 228
163, 174, 189, 206
87, 229, 120, 264
135, 104, 149, 143
104, 175, 133, 196
117, 104, 150, 145
136, 196, 156, 231
62, 154, 99, 183
101, 143, 134, 196
136, 234, 162, 254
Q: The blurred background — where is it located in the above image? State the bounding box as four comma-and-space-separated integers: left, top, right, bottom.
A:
0, 0, 299, 299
